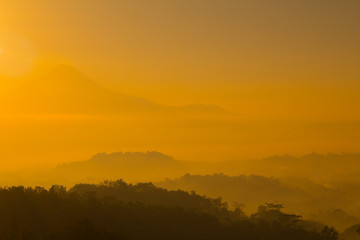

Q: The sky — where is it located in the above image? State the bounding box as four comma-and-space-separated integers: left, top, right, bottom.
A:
1, 0, 359, 116
0, 0, 359, 168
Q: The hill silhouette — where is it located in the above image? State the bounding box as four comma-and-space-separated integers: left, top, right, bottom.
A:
53, 151, 360, 189
0, 180, 338, 240
0, 65, 230, 116
2, 151, 360, 232
341, 224, 360, 240
156, 173, 360, 231
51, 151, 360, 231
224, 153, 360, 183
55, 151, 188, 183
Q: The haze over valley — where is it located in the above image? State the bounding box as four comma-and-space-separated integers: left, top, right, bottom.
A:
0, 1, 359, 239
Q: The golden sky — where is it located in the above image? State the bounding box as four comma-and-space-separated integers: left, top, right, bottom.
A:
0, 0, 359, 168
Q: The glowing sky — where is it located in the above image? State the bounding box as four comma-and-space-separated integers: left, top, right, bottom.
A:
0, 1, 359, 116
0, 1, 359, 168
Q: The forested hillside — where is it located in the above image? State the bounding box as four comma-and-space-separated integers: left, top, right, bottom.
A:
0, 180, 339, 240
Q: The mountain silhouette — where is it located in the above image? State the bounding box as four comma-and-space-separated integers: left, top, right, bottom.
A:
55, 151, 188, 182
0, 65, 230, 116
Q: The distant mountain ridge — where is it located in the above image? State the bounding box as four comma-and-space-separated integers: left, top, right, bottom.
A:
53, 151, 360, 186
0, 65, 231, 116
55, 151, 360, 184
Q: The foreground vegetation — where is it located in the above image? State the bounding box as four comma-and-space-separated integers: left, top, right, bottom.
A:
0, 180, 338, 240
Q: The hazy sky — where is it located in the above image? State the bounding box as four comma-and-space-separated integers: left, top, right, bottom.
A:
0, 0, 359, 118
0, 1, 359, 168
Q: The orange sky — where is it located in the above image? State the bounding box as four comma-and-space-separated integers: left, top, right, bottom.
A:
0, 1, 359, 168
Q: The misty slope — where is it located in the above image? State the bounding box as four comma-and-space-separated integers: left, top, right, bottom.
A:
61, 151, 360, 231
4, 150, 360, 231
156, 174, 360, 231
341, 224, 360, 240
53, 151, 360, 188
0, 65, 229, 116
157, 174, 301, 213
224, 153, 360, 183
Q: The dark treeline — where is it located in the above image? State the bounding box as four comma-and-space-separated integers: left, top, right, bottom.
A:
156, 173, 360, 230
0, 180, 338, 240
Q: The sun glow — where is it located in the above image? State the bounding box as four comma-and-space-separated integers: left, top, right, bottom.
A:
0, 34, 35, 77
